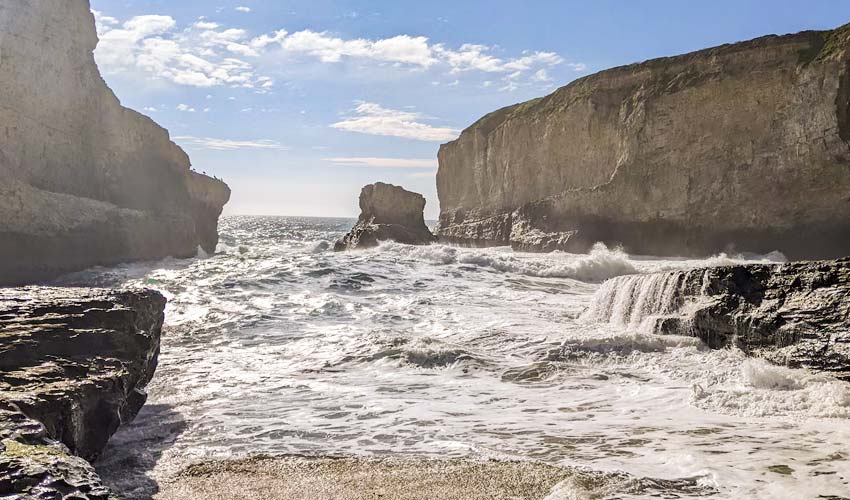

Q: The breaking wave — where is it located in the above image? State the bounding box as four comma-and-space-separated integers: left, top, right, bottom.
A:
376, 241, 638, 283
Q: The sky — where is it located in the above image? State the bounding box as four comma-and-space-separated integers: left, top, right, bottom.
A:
89, 1, 850, 218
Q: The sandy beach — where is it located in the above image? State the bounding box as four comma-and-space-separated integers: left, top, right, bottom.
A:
152, 456, 716, 500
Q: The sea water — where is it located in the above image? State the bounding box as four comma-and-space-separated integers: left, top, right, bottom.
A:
55, 216, 850, 499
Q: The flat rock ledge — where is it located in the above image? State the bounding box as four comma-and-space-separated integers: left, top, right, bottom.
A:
0, 287, 166, 499
335, 183, 436, 251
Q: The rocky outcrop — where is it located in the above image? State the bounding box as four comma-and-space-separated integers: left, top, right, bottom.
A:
335, 183, 435, 251
0, 287, 166, 498
0, 0, 230, 286
585, 260, 850, 379
437, 23, 850, 259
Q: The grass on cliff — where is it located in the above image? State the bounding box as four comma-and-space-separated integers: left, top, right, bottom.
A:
799, 22, 850, 63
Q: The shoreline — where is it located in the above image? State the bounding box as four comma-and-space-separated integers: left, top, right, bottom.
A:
150, 455, 714, 500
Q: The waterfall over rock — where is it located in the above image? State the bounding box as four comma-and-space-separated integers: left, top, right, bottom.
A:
582, 260, 850, 380
582, 270, 712, 333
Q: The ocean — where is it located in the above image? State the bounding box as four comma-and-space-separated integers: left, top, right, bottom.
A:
54, 216, 850, 499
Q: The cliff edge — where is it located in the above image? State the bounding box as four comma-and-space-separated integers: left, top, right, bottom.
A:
437, 23, 850, 259
0, 287, 166, 498
0, 0, 231, 285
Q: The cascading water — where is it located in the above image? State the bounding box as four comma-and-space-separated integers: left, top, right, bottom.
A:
581, 269, 713, 333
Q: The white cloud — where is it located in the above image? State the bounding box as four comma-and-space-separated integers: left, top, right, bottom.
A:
194, 21, 220, 30
325, 157, 438, 168
532, 68, 552, 82
93, 9, 580, 89
94, 14, 269, 88
174, 136, 287, 150
330, 102, 458, 142
259, 30, 437, 66
236, 6, 252, 13
176, 104, 196, 112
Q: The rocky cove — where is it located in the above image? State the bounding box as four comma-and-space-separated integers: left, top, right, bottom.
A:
0, 1, 849, 499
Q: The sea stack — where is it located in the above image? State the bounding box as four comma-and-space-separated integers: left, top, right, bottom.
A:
436, 23, 850, 260
0, 0, 230, 286
335, 183, 436, 251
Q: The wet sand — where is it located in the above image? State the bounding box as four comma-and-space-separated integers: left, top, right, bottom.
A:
154, 456, 584, 500
152, 455, 715, 499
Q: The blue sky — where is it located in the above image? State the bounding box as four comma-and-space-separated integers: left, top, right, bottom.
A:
90, 0, 850, 218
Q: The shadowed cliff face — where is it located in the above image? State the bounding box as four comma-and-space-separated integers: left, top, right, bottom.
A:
0, 0, 230, 285
437, 24, 850, 260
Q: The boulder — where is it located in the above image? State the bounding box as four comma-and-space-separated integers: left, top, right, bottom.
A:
0, 287, 166, 498
335, 183, 435, 251
437, 23, 850, 259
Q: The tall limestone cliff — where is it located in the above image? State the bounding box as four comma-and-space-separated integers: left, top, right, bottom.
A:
437, 23, 850, 260
0, 0, 230, 285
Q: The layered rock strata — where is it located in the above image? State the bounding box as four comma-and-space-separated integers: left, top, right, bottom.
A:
335, 183, 435, 251
0, 287, 166, 498
0, 0, 230, 286
437, 23, 850, 259
584, 260, 850, 379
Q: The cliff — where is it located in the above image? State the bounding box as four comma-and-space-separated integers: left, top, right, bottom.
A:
437, 23, 850, 259
583, 260, 850, 380
0, 0, 230, 285
335, 183, 435, 250
0, 287, 166, 498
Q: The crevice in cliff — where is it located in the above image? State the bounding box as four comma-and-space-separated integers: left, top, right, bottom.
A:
838, 60, 850, 144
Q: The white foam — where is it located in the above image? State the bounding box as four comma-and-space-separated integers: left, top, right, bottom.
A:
691, 357, 850, 418
376, 241, 638, 283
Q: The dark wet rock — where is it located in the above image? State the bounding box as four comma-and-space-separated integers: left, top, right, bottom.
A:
0, 287, 166, 499
0, 402, 112, 500
658, 259, 850, 379
593, 259, 850, 379
335, 183, 435, 251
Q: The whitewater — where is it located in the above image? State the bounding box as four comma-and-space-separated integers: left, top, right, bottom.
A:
54, 216, 850, 499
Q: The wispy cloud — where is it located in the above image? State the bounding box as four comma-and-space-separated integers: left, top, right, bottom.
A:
407, 170, 438, 179
235, 6, 252, 13
174, 136, 287, 151
325, 157, 437, 168
330, 102, 458, 142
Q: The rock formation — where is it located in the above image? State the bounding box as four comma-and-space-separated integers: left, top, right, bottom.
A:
335, 183, 435, 251
437, 23, 850, 260
0, 287, 166, 498
0, 0, 230, 286
584, 260, 850, 380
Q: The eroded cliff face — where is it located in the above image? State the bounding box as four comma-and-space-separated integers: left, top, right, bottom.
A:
437, 24, 850, 259
0, 0, 230, 285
